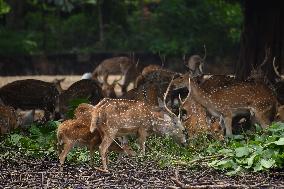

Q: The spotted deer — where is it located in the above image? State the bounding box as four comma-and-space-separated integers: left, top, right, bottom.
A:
174, 74, 277, 136
135, 68, 180, 88
57, 103, 135, 167
89, 81, 188, 171
181, 97, 224, 140
92, 56, 141, 93
120, 82, 160, 106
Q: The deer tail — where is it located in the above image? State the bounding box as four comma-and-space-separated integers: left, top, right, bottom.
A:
90, 110, 100, 133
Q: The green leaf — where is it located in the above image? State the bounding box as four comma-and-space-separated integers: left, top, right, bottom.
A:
9, 134, 24, 145
226, 166, 242, 176
273, 138, 284, 145
29, 125, 41, 136
218, 149, 233, 156
253, 162, 263, 172
235, 146, 250, 157
260, 159, 275, 169
247, 154, 257, 168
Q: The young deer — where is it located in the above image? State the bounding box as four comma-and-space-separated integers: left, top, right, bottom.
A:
89, 84, 188, 171
57, 103, 135, 167
178, 75, 277, 136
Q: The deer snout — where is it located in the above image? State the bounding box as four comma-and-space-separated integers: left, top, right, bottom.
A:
90, 124, 95, 133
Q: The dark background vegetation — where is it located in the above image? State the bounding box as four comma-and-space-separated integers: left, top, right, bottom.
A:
0, 0, 242, 75
0, 0, 283, 78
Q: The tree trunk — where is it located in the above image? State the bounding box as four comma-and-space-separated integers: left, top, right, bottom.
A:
98, 0, 104, 44
236, 0, 284, 81
5, 0, 25, 30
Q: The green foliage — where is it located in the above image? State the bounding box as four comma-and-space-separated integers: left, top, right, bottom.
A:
0, 0, 242, 56
0, 29, 40, 54
208, 122, 284, 175
0, 0, 10, 15
0, 121, 60, 158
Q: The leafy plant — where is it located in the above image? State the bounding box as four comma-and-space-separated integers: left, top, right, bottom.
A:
207, 122, 284, 175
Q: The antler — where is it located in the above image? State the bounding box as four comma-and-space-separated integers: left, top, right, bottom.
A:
260, 48, 270, 68
272, 57, 284, 79
163, 76, 176, 116
249, 47, 270, 79
135, 58, 140, 68
203, 44, 207, 60
159, 51, 166, 67
177, 77, 191, 118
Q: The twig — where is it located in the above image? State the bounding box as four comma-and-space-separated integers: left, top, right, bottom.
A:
173, 154, 225, 166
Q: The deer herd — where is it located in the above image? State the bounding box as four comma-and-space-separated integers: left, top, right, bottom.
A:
0, 52, 284, 172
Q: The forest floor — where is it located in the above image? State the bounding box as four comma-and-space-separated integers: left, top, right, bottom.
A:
0, 155, 284, 188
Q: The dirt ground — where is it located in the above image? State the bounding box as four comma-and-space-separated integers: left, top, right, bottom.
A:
0, 155, 283, 188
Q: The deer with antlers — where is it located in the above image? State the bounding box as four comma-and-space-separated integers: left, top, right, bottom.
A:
172, 74, 277, 136
89, 78, 188, 171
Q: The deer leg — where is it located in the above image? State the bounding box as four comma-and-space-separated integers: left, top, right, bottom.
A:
137, 128, 147, 155
223, 115, 233, 136
89, 143, 96, 165
253, 111, 270, 129
59, 141, 74, 166
89, 134, 101, 165
98, 136, 113, 172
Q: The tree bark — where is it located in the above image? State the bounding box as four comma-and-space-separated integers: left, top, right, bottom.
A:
98, 0, 104, 44
236, 0, 284, 81
5, 0, 25, 30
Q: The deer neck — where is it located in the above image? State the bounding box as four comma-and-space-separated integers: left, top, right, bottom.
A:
54, 83, 64, 94
190, 78, 221, 117
151, 110, 178, 136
